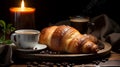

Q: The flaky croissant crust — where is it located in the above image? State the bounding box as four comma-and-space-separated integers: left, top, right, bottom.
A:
39, 25, 99, 53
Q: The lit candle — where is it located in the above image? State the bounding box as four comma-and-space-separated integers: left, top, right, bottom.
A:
10, 0, 36, 29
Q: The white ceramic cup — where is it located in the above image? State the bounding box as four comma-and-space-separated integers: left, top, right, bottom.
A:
11, 29, 40, 49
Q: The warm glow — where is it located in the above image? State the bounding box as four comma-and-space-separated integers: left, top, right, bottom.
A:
10, 0, 35, 12
21, 0, 25, 9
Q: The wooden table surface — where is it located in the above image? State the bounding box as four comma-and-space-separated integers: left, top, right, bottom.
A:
10, 51, 120, 67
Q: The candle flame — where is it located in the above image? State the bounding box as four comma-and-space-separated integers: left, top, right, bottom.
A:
21, 0, 25, 9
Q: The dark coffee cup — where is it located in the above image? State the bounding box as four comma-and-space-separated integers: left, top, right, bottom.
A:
70, 16, 90, 34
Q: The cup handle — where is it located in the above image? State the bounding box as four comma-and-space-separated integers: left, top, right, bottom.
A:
11, 33, 18, 46
87, 22, 95, 34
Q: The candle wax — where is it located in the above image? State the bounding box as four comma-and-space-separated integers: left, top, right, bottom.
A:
10, 7, 35, 12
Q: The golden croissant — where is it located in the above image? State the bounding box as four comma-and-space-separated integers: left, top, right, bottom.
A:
39, 25, 99, 53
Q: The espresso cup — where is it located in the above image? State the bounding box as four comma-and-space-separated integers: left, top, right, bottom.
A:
11, 29, 40, 49
70, 16, 90, 34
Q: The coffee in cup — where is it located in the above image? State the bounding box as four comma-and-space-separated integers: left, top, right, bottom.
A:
11, 29, 40, 49
70, 16, 90, 34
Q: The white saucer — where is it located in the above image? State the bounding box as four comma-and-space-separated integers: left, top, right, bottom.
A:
33, 44, 47, 50
16, 44, 47, 52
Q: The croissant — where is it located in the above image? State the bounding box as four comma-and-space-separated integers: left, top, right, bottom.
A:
39, 25, 99, 53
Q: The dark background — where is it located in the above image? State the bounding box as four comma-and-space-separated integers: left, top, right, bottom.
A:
0, 0, 120, 30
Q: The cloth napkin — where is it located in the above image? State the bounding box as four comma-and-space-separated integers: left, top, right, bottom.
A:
89, 14, 120, 53
55, 14, 120, 53
0, 45, 13, 67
